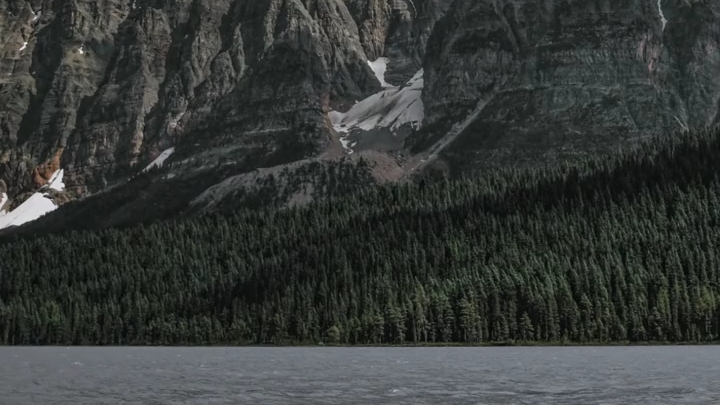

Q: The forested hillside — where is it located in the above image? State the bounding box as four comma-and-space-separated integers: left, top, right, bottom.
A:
1, 128, 720, 345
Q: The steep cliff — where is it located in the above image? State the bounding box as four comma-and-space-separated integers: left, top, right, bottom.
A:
347, 0, 451, 84
1, 0, 719, 232
0, 0, 453, 225
661, 0, 720, 127
415, 0, 720, 173
0, 3, 354, 195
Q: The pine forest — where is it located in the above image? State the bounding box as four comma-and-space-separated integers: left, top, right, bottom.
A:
1, 129, 720, 346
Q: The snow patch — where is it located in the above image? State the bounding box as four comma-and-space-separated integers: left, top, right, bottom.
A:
0, 169, 66, 230
657, 0, 667, 30
330, 64, 424, 154
339, 137, 354, 155
78, 45, 85, 55
330, 68, 424, 134
142, 147, 175, 172
368, 57, 392, 89
31, 10, 41, 22
19, 42, 27, 52
0, 193, 8, 217
47, 169, 65, 191
0, 193, 57, 229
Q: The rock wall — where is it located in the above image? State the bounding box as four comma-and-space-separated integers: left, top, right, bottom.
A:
1, 0, 441, 203
661, 0, 720, 127
2, 0, 718, 216
347, 0, 451, 84
422, 0, 720, 169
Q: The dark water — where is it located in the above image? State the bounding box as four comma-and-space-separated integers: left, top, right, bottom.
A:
1, 346, 719, 404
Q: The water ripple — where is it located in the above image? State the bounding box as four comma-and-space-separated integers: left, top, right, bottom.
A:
0, 347, 718, 405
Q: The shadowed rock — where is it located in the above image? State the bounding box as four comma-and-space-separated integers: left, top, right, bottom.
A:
421, 0, 720, 171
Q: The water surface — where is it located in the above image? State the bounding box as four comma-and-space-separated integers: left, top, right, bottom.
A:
1, 346, 719, 404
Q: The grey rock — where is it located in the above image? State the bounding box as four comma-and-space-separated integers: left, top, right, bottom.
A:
0, 0, 398, 202
661, 0, 720, 127
421, 0, 720, 171
1, 0, 719, 227
347, 0, 452, 85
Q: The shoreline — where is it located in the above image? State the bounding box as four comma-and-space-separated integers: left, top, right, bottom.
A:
2, 341, 719, 348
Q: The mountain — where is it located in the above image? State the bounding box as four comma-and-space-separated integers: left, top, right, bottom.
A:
1, 0, 719, 233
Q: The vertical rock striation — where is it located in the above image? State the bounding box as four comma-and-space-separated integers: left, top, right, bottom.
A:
2, 0, 719, 223
421, 0, 720, 171
0, 0, 402, 203
661, 0, 720, 128
422, 0, 668, 168
347, 0, 451, 85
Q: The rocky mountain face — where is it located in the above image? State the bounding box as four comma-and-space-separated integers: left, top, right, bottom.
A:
419, 0, 720, 171
1, 0, 719, 230
0, 0, 444, 205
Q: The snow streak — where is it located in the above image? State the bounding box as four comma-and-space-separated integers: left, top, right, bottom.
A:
143, 147, 175, 172
657, 0, 667, 30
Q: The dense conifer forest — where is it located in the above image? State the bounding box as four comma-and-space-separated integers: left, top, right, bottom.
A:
1, 128, 720, 345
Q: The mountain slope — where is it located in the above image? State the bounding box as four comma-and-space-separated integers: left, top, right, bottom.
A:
0, 0, 453, 230
418, 0, 720, 172
1, 0, 720, 233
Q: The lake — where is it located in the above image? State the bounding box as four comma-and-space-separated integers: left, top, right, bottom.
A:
1, 346, 718, 404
